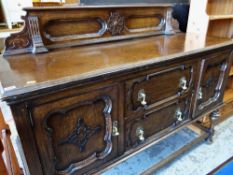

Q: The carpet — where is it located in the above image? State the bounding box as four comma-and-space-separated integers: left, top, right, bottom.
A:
103, 127, 202, 175
155, 116, 233, 175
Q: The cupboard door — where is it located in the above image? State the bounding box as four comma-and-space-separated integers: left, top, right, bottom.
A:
30, 86, 120, 175
195, 51, 232, 116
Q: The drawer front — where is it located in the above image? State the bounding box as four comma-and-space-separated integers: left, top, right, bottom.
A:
125, 96, 191, 149
29, 86, 120, 175
195, 51, 232, 116
126, 63, 196, 117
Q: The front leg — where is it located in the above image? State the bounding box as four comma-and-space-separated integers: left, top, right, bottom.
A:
206, 110, 220, 144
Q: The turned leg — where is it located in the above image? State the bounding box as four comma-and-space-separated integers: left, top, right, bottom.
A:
206, 110, 220, 144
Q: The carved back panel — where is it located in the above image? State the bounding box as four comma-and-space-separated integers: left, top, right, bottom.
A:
4, 5, 177, 56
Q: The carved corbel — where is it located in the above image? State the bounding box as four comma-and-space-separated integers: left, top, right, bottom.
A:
4, 16, 48, 56
164, 8, 176, 35
28, 16, 48, 54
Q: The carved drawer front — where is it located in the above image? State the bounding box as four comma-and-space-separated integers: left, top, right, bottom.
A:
125, 96, 191, 149
30, 86, 120, 175
195, 52, 232, 116
126, 64, 195, 118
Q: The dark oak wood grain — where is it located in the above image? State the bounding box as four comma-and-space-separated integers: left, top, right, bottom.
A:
125, 94, 192, 149
0, 36, 231, 175
194, 50, 233, 117
0, 5, 233, 175
125, 60, 196, 118
0, 34, 232, 102
3, 4, 176, 56
30, 86, 120, 175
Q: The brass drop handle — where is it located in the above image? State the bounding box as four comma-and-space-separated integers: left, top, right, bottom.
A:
198, 87, 203, 100
175, 108, 183, 122
138, 89, 147, 106
136, 127, 145, 142
179, 77, 188, 91
112, 121, 119, 137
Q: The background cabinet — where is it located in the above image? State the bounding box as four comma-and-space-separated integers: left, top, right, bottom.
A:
187, 0, 233, 122
0, 0, 32, 29
187, 0, 233, 39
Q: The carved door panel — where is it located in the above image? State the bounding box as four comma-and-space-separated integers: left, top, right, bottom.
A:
29, 86, 120, 175
195, 51, 232, 116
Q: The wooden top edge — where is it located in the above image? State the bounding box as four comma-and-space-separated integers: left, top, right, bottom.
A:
1, 37, 233, 102
24, 3, 175, 11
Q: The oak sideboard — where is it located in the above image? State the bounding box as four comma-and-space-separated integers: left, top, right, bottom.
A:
0, 4, 233, 175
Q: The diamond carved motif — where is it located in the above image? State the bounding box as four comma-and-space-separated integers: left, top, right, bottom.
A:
43, 95, 113, 174
58, 118, 101, 152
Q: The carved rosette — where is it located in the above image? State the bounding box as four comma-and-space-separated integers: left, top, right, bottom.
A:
107, 12, 125, 36
44, 95, 113, 175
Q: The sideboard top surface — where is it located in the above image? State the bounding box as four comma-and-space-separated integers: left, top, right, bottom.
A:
0, 33, 232, 101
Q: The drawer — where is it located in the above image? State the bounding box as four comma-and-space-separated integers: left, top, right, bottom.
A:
126, 63, 196, 117
125, 96, 192, 149
195, 51, 232, 116
29, 85, 120, 175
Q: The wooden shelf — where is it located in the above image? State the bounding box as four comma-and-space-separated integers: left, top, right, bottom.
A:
187, 0, 233, 121
229, 66, 233, 76
207, 0, 233, 16
208, 19, 233, 38
223, 88, 233, 103
188, 0, 233, 39
33, 2, 64, 6
221, 88, 233, 120
209, 15, 233, 20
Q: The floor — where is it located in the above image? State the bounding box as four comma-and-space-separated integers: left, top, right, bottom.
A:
156, 116, 233, 175
103, 127, 200, 175
103, 116, 233, 175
